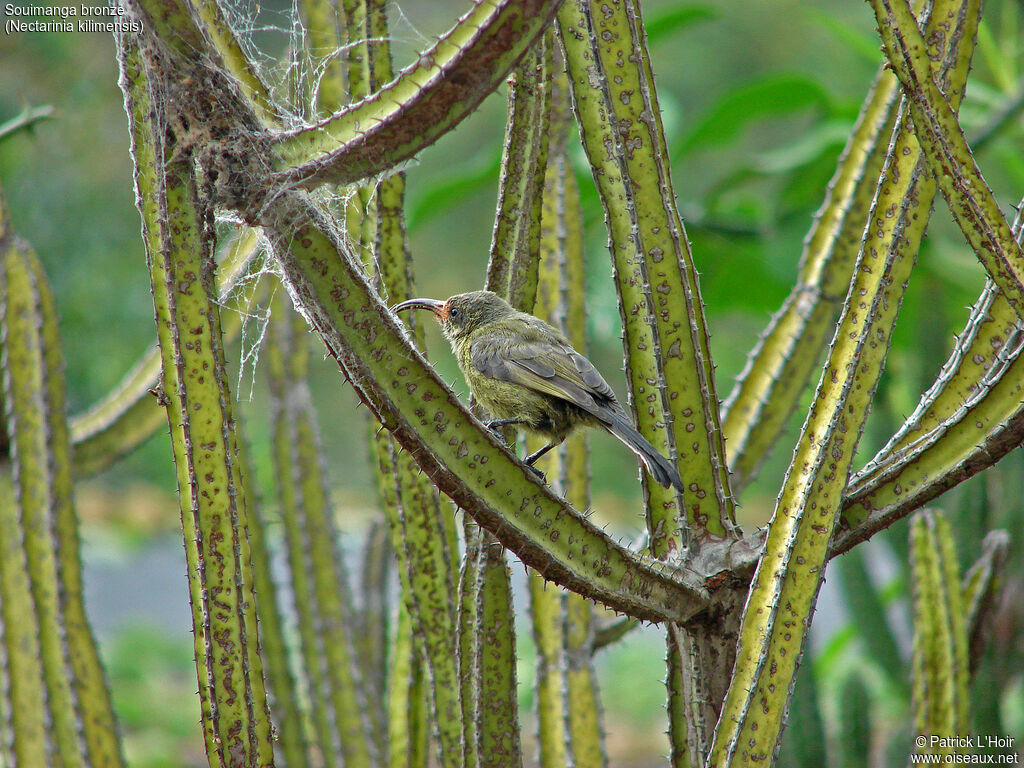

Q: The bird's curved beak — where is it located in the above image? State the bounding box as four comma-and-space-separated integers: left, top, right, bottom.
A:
392, 298, 445, 317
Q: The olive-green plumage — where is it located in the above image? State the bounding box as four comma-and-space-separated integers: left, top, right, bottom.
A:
393, 290, 684, 491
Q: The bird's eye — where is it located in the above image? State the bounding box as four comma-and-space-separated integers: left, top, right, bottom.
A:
449, 306, 460, 319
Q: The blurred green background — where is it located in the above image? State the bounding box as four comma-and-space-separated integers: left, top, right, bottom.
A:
2, 0, 1023, 765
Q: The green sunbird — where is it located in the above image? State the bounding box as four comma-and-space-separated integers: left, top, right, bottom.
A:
393, 290, 684, 491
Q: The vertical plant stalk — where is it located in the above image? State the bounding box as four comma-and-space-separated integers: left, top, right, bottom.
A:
120, 31, 274, 767
357, 522, 391, 751
154, 164, 275, 768
459, 526, 484, 768
665, 625, 696, 768
297, 0, 345, 113
378, 377, 463, 768
528, 82, 607, 764
909, 510, 970, 758
22, 227, 125, 768
550, 99, 608, 766
529, 570, 570, 768
117, 25, 226, 752
1, 190, 124, 767
266, 288, 375, 768
1, 214, 81, 768
670, 586, 746, 767
387, 601, 429, 768
527, 232, 569, 766
0, 469, 48, 768
358, 3, 465, 765
710, 0, 979, 762
466, 39, 556, 768
344, 3, 396, 735
837, 672, 872, 768
558, 0, 733, 544
155, 163, 275, 768
564, 591, 606, 768
474, 540, 523, 768
487, 34, 552, 310
235, 422, 311, 768
264, 293, 336, 768
961, 529, 1010, 674
321, 0, 376, 270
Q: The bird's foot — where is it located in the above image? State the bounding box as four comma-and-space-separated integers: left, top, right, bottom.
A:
484, 418, 520, 445
484, 424, 508, 446
527, 464, 546, 483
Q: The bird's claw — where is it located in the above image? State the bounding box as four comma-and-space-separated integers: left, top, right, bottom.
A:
527, 464, 546, 483
484, 420, 509, 445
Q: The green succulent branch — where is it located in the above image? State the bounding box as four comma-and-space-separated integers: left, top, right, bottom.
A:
357, 521, 391, 750
474, 540, 524, 768
710, 0, 981, 761
1, 220, 82, 768
558, 0, 734, 543
528, 80, 608, 766
722, 63, 901, 492
154, 162, 275, 768
0, 104, 55, 145
861, 273, 1018, 473
119, 31, 274, 767
962, 529, 1010, 675
487, 34, 552, 310
356, 4, 466, 765
387, 602, 430, 768
234, 430, 310, 768
467, 43, 553, 767
271, 0, 565, 188
835, 205, 1024, 553
0, 188, 125, 768
872, 0, 1024, 321
266, 289, 375, 768
0, 472, 49, 767
909, 510, 970, 759
459, 526, 484, 768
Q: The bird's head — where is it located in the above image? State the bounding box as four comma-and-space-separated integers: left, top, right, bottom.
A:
393, 290, 515, 343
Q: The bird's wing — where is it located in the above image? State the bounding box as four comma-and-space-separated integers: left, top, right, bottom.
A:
470, 337, 623, 419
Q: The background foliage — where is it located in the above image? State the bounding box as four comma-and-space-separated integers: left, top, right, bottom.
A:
1, 0, 1023, 765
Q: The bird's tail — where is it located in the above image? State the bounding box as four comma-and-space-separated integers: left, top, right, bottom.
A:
602, 413, 684, 493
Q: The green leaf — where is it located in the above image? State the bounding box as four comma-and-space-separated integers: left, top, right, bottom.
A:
644, 3, 717, 45
754, 118, 852, 173
675, 75, 831, 155
407, 148, 502, 230
803, 8, 883, 66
